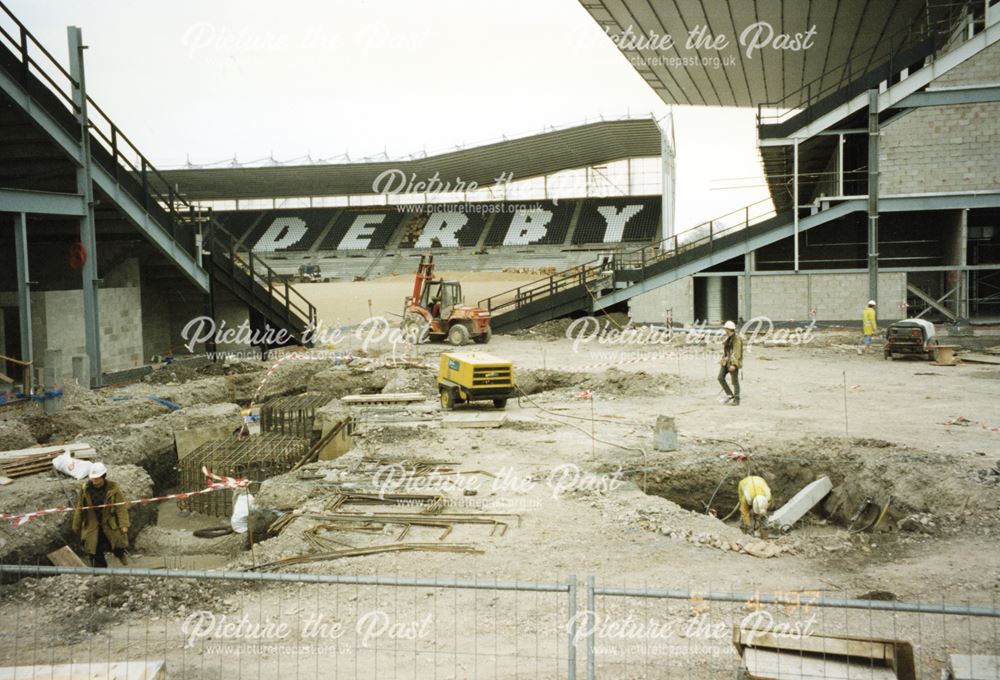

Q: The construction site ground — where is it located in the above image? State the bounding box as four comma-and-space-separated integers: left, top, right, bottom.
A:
0, 322, 998, 676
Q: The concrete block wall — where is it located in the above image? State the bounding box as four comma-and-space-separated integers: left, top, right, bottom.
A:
748, 275, 810, 323
880, 40, 1000, 195
628, 277, 694, 324
98, 286, 144, 371
747, 272, 907, 322
141, 280, 174, 360
0, 258, 145, 380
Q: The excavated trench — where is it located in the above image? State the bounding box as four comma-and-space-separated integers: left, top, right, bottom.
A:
633, 437, 997, 532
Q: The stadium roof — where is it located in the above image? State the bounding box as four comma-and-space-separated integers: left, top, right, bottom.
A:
160, 117, 664, 201
579, 0, 968, 107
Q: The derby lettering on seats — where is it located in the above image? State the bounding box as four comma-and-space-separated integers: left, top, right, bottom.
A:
254, 217, 308, 252
503, 208, 553, 246
597, 204, 645, 243
339, 214, 387, 250
414, 212, 469, 248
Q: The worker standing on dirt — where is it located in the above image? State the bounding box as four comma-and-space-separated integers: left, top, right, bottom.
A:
738, 475, 771, 535
71, 462, 130, 568
718, 320, 743, 405
860, 300, 878, 354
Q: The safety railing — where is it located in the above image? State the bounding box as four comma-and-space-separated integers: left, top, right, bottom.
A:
210, 222, 318, 331
0, 1, 316, 334
754, 4, 984, 131
614, 198, 777, 271
0, 0, 194, 255
478, 198, 778, 317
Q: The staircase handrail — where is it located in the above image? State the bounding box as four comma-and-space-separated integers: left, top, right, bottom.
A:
478, 198, 776, 316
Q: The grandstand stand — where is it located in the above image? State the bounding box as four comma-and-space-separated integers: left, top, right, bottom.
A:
208, 196, 662, 265
316, 209, 405, 251
216, 208, 339, 253
483, 201, 574, 247
399, 209, 488, 249
572, 196, 660, 244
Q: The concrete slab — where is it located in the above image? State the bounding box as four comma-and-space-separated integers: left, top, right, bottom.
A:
342, 392, 425, 404
767, 476, 833, 533
441, 412, 507, 429
653, 416, 677, 451
175, 423, 238, 461
949, 654, 1000, 679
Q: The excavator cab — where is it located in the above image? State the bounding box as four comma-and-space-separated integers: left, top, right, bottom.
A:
404, 255, 491, 346
420, 280, 463, 320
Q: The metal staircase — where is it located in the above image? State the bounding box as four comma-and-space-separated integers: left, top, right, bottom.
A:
0, 2, 315, 345
479, 198, 867, 331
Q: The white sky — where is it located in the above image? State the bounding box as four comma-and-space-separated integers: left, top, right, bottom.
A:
8, 0, 769, 230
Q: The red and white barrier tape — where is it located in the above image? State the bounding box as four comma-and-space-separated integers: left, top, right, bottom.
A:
0, 467, 250, 527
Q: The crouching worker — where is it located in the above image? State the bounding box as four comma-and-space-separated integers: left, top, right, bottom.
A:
738, 475, 771, 536
72, 462, 130, 567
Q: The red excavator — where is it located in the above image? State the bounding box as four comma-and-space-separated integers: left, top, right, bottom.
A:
402, 255, 492, 345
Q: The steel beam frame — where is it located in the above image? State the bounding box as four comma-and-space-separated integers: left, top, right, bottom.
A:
0, 188, 85, 216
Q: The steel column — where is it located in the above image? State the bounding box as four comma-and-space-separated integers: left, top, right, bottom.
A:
867, 89, 880, 304
69, 26, 101, 387
793, 138, 799, 271
568, 574, 577, 680
743, 252, 753, 320
837, 133, 845, 196
13, 212, 32, 369
586, 576, 595, 680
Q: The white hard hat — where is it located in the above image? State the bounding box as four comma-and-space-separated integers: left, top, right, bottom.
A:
868, 300, 876, 307
723, 321, 736, 331
89, 462, 108, 479
752, 495, 769, 517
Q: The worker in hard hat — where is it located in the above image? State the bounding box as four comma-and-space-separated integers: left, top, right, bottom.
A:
859, 300, 878, 354
738, 475, 771, 535
718, 320, 743, 405
71, 462, 130, 567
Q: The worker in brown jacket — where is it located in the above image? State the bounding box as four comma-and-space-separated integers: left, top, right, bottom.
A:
718, 320, 744, 406
71, 462, 130, 567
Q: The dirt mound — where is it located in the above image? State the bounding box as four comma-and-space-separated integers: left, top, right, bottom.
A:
308, 366, 389, 396
513, 313, 632, 341
517, 368, 686, 397
0, 417, 35, 450
3, 573, 231, 631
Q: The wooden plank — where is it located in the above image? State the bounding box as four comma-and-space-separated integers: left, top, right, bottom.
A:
744, 648, 897, 680
47, 546, 87, 568
0, 443, 95, 461
0, 661, 165, 679
0, 476, 13, 486
0, 372, 13, 384
341, 392, 425, 403
959, 353, 1000, 365
739, 630, 891, 662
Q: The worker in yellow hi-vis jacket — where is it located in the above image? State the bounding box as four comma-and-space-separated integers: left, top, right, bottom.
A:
738, 475, 771, 535
860, 300, 878, 354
